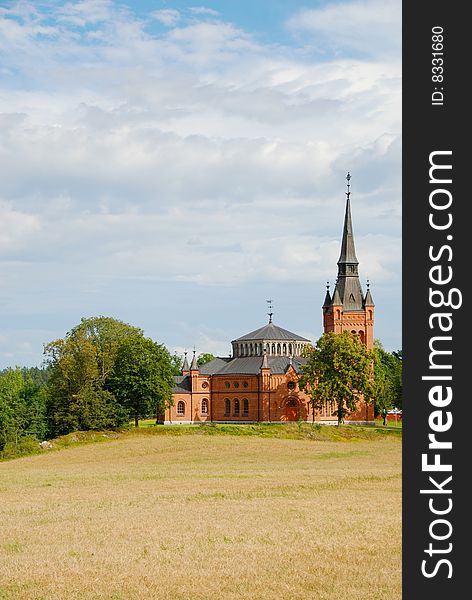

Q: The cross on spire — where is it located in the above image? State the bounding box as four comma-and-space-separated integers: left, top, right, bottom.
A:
346, 171, 351, 200
267, 299, 273, 323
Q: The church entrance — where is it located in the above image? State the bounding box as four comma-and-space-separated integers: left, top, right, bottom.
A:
284, 398, 299, 421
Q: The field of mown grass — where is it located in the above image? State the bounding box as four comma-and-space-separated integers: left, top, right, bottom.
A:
0, 425, 401, 600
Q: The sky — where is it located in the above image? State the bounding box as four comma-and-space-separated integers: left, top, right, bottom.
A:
0, 0, 401, 368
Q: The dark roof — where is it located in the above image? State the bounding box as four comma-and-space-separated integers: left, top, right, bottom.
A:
364, 288, 375, 306
173, 375, 192, 393
202, 355, 308, 376
322, 288, 332, 308
198, 357, 232, 375
335, 276, 364, 311
182, 354, 190, 372
233, 322, 310, 343
190, 352, 199, 371
337, 196, 359, 265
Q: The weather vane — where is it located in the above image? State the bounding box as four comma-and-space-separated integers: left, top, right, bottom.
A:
346, 172, 351, 199
267, 299, 274, 323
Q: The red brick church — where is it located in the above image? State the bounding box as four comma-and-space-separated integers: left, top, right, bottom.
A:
165, 175, 375, 424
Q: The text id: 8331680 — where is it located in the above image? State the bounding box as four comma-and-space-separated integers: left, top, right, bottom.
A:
431, 26, 444, 106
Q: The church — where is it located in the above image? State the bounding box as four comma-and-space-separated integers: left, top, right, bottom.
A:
165, 175, 375, 424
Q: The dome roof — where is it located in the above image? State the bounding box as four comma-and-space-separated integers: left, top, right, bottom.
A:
232, 322, 310, 343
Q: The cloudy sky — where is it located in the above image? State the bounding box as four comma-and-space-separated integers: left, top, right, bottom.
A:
0, 0, 401, 368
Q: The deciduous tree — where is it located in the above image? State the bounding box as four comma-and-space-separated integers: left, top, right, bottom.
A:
299, 332, 374, 425
108, 336, 174, 427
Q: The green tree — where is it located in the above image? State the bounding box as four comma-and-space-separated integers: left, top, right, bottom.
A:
170, 353, 183, 376
373, 342, 403, 423
197, 353, 215, 367
299, 332, 374, 425
108, 336, 174, 427
44, 317, 143, 435
45, 327, 128, 435
0, 368, 48, 452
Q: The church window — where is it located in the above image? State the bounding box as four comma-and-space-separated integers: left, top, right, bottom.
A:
201, 399, 208, 414
243, 381, 248, 388
287, 381, 295, 391
288, 343, 292, 355
277, 343, 281, 354
224, 398, 230, 415
234, 382, 239, 388
272, 344, 275, 354
225, 382, 230, 388
368, 310, 372, 320
336, 310, 341, 319
177, 401, 185, 416
283, 343, 287, 355
202, 382, 208, 389
349, 293, 355, 302
234, 399, 240, 416
243, 399, 249, 416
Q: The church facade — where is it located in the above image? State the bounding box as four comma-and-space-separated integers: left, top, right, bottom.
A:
165, 175, 375, 425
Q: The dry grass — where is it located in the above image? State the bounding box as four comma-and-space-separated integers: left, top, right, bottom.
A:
0, 432, 401, 600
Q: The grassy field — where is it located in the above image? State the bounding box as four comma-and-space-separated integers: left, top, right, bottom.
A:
0, 425, 401, 600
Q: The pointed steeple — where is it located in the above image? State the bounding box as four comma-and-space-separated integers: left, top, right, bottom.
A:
322, 282, 332, 309
364, 280, 375, 306
182, 351, 190, 373
337, 172, 359, 269
262, 349, 268, 369
331, 284, 342, 306
334, 173, 364, 311
190, 350, 199, 371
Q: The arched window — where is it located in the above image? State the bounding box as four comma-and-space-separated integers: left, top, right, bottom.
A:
359, 331, 365, 344
282, 343, 287, 355
288, 343, 292, 355
243, 399, 249, 416
277, 343, 281, 354
224, 398, 230, 415
233, 399, 240, 416
177, 401, 185, 416
368, 310, 373, 320
201, 398, 208, 415
272, 344, 275, 354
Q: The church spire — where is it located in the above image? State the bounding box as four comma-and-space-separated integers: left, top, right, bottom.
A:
182, 351, 190, 374
190, 349, 199, 371
334, 172, 363, 310
337, 172, 359, 268
322, 282, 332, 309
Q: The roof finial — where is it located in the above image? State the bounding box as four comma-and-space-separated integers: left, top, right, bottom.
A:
326, 281, 330, 291
346, 172, 351, 200
267, 299, 273, 323
366, 279, 370, 290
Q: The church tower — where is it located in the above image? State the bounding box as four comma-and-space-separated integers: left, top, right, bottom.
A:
323, 173, 374, 349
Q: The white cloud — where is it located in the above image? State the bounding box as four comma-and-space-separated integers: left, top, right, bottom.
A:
190, 7, 220, 17
151, 9, 181, 27
0, 1, 402, 366
287, 0, 401, 57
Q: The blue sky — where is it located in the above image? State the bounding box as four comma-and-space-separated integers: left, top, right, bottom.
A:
0, 0, 401, 367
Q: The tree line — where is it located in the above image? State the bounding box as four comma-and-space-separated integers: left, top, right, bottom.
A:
1, 318, 402, 458
0, 317, 178, 457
